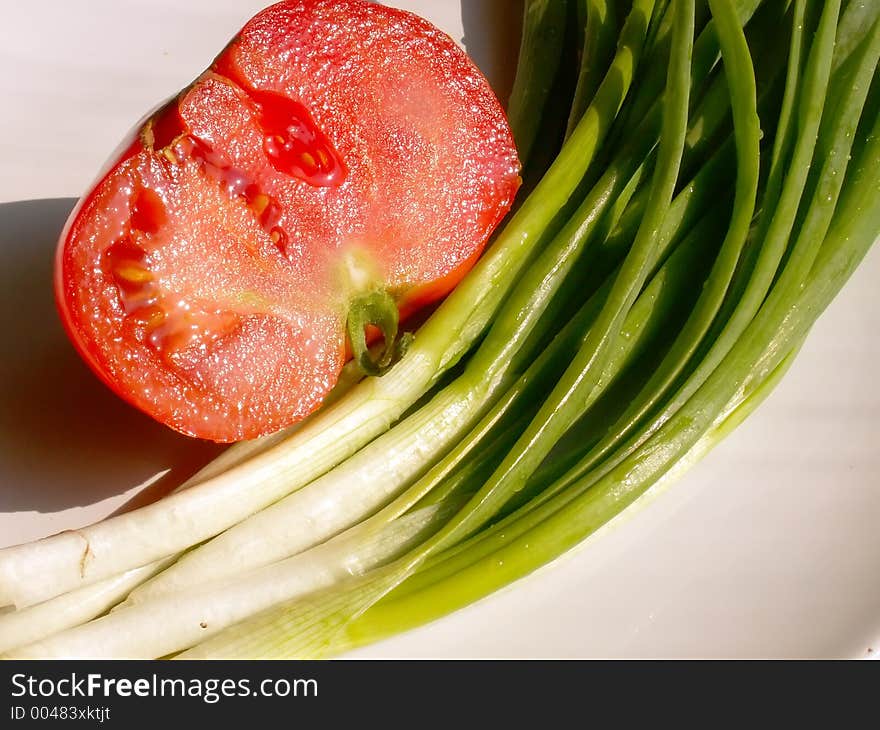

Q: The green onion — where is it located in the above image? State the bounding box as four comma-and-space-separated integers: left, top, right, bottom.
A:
565, 0, 618, 138
507, 0, 569, 166
9, 505, 447, 659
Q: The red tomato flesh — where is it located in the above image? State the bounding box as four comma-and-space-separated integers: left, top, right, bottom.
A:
56, 0, 520, 442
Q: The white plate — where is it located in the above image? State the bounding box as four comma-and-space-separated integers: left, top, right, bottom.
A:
1, 0, 878, 659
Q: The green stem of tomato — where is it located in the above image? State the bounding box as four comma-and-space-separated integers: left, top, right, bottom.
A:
345, 289, 400, 376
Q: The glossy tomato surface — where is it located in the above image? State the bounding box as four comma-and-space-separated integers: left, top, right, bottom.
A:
56, 0, 520, 442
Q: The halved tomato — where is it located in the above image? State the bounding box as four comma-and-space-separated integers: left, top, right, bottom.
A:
55, 0, 520, 442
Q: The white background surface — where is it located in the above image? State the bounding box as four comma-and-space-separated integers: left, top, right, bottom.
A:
0, 0, 877, 658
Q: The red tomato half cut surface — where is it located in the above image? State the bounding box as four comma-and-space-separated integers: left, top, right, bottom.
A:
56, 0, 521, 442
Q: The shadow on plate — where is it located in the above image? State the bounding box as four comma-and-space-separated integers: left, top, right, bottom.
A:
0, 198, 222, 515
460, 0, 522, 104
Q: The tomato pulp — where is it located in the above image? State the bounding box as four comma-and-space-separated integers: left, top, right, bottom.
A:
55, 0, 521, 441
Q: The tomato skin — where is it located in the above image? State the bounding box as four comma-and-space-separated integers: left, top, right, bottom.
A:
55, 0, 520, 442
